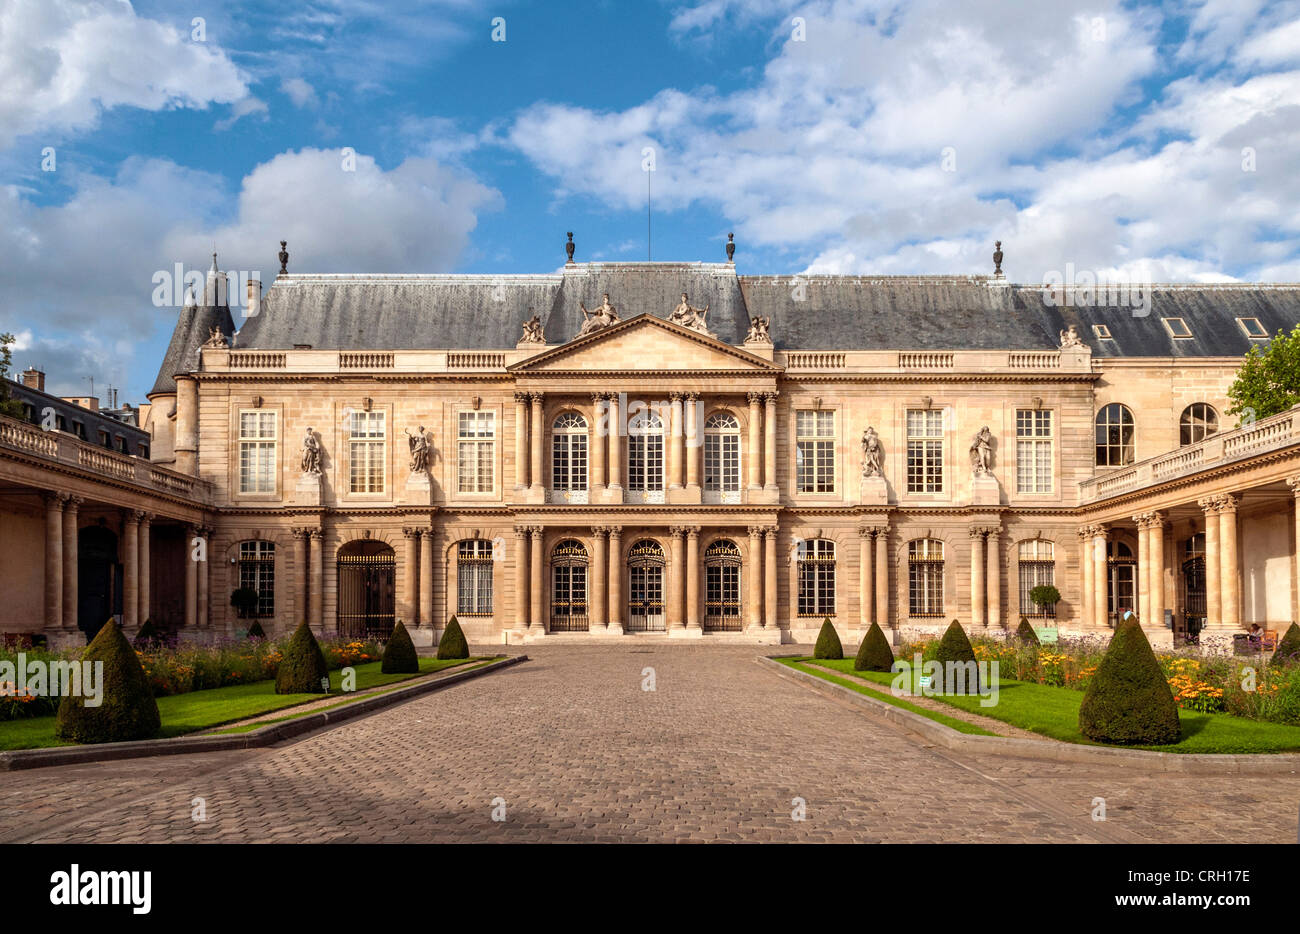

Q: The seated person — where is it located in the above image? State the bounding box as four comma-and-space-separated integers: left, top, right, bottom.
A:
1247, 623, 1263, 647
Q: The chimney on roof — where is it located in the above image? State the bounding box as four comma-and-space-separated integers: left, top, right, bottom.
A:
247, 275, 262, 319
21, 367, 44, 392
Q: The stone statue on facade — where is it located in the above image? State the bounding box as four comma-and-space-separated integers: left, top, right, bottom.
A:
861, 427, 883, 478
406, 426, 430, 473
204, 325, 229, 348
669, 292, 710, 333
744, 315, 771, 344
1059, 324, 1086, 349
993, 240, 1004, 277
577, 293, 620, 337
301, 428, 322, 475
520, 310, 544, 344
970, 426, 993, 476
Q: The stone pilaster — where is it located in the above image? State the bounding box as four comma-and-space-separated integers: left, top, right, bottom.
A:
764, 526, 778, 631
1198, 497, 1222, 627
529, 526, 544, 630
685, 527, 701, 631
513, 392, 530, 490
419, 528, 434, 629
746, 526, 763, 630
607, 526, 623, 634
122, 510, 140, 630
1219, 493, 1240, 629
529, 393, 545, 496
763, 392, 779, 492
62, 495, 81, 630
969, 527, 986, 628
138, 513, 152, 625
591, 527, 608, 629
590, 394, 607, 495
858, 528, 874, 629
43, 492, 63, 632
746, 392, 762, 491
985, 525, 1002, 628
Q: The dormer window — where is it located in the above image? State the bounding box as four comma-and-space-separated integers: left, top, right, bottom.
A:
1162, 317, 1192, 339
1237, 317, 1268, 339
1092, 324, 1113, 340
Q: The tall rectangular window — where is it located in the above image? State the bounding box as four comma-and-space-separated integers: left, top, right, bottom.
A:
627, 412, 665, 493
457, 540, 494, 615
795, 410, 835, 493
1018, 540, 1056, 618
906, 409, 943, 493
238, 410, 277, 493
796, 539, 836, 617
348, 411, 386, 493
237, 540, 275, 617
907, 539, 945, 617
1015, 409, 1053, 493
457, 411, 495, 493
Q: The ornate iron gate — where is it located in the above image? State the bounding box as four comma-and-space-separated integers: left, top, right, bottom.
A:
337, 545, 395, 640
1179, 556, 1206, 647
627, 539, 665, 632
550, 539, 589, 632
704, 539, 742, 631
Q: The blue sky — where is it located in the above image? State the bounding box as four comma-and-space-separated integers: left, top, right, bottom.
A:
2, 0, 1299, 403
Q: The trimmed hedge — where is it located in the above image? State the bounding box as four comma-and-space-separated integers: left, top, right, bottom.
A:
1078, 617, 1181, 745
813, 618, 843, 659
1271, 622, 1300, 667
56, 620, 160, 744
1016, 617, 1040, 646
246, 620, 266, 640
275, 621, 330, 694
133, 618, 162, 648
381, 620, 419, 674
935, 619, 980, 693
853, 621, 894, 672
437, 616, 469, 660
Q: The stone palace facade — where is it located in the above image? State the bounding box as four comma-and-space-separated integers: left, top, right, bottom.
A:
4, 242, 1300, 649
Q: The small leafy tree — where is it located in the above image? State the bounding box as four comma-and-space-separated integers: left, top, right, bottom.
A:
1079, 616, 1180, 745
247, 620, 266, 640
230, 587, 259, 619
0, 333, 27, 419
1016, 617, 1040, 646
1029, 585, 1060, 615
56, 620, 160, 744
813, 618, 843, 659
1227, 324, 1300, 424
437, 616, 469, 659
935, 620, 980, 693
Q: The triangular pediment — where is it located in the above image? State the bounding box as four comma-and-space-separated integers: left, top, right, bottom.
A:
508, 314, 781, 373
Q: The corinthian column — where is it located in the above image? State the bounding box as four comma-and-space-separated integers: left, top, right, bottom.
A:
608, 526, 623, 633
607, 393, 623, 498
529, 526, 544, 630
985, 526, 1002, 628
1199, 498, 1221, 627
293, 529, 309, 626
419, 528, 434, 629
591, 527, 608, 629
401, 527, 419, 625
513, 392, 530, 490
1289, 477, 1300, 625
44, 493, 64, 632
875, 523, 889, 629
763, 392, 778, 492
667, 526, 685, 630
529, 393, 545, 496
746, 526, 763, 630
1149, 511, 1166, 629
138, 513, 152, 625
1133, 513, 1150, 624
514, 527, 530, 631
122, 510, 140, 630
685, 527, 701, 631
747, 392, 762, 491
669, 393, 684, 491
969, 527, 986, 628
62, 495, 81, 630
590, 394, 607, 496
309, 528, 324, 633
196, 526, 210, 629
1219, 494, 1241, 629
1078, 527, 1094, 628
1091, 526, 1109, 628
859, 528, 875, 629
684, 393, 701, 492
764, 527, 778, 631
184, 525, 197, 629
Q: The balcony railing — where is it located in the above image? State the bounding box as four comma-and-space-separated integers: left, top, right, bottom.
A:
1079, 404, 1300, 503
0, 414, 204, 500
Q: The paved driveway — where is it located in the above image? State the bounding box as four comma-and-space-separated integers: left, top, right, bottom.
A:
0, 646, 1292, 843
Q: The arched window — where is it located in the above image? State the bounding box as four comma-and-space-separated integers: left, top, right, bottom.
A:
907, 539, 944, 618
796, 539, 836, 617
704, 412, 741, 503
1095, 403, 1135, 466
1179, 403, 1218, 446
627, 409, 665, 501
551, 412, 589, 503
550, 539, 588, 631
703, 539, 742, 630
1106, 540, 1136, 624
1017, 539, 1055, 619
457, 540, 494, 617
236, 541, 275, 618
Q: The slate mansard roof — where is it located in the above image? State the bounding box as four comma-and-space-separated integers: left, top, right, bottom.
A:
152, 260, 1300, 395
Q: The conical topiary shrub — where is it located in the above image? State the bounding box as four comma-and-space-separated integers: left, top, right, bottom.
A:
382, 620, 419, 674
1270, 622, 1300, 667
56, 620, 160, 744
853, 621, 894, 671
935, 619, 980, 693
133, 618, 161, 648
1079, 617, 1181, 745
436, 616, 469, 659
275, 621, 330, 694
1016, 617, 1040, 646
813, 618, 843, 659
246, 620, 266, 640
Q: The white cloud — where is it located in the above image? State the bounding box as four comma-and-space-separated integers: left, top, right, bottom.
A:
280, 77, 318, 108
214, 96, 269, 131
504, 0, 1300, 281
0, 0, 248, 148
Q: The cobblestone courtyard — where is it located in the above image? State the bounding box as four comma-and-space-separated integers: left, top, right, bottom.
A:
0, 646, 1293, 843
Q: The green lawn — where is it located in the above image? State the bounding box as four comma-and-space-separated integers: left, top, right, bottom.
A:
776, 658, 995, 736
0, 657, 485, 751
805, 658, 1300, 754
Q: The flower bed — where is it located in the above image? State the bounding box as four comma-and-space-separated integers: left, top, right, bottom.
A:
0, 636, 384, 719
891, 633, 1300, 726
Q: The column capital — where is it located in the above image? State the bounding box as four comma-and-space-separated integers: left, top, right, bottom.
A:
747, 524, 765, 537
606, 525, 623, 537
1287, 475, 1300, 494
746, 390, 764, 405
969, 526, 987, 538
1217, 492, 1239, 513
528, 525, 544, 539
514, 525, 530, 539
763, 390, 779, 403
858, 526, 876, 539
514, 390, 531, 404
590, 391, 608, 403
402, 526, 421, 539
64, 494, 84, 510
418, 527, 434, 540
762, 525, 780, 536
122, 508, 142, 526
683, 391, 699, 402
44, 490, 67, 509
529, 391, 545, 403
1198, 496, 1221, 515
669, 391, 685, 403
292, 526, 312, 540
590, 525, 611, 537
668, 525, 688, 538
685, 526, 701, 540
308, 527, 324, 541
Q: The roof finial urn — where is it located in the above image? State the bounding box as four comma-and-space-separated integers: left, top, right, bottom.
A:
726, 232, 735, 263
565, 231, 575, 264
278, 240, 289, 276
992, 240, 1003, 278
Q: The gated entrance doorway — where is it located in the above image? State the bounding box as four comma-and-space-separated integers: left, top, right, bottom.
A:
337, 540, 395, 639
78, 525, 121, 640
1178, 533, 1206, 646
703, 539, 742, 631
550, 539, 589, 631
1107, 540, 1136, 626
627, 539, 665, 632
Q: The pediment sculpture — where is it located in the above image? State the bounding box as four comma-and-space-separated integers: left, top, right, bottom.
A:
669, 292, 712, 335
744, 315, 771, 344
1059, 324, 1086, 349
520, 310, 544, 344
577, 293, 620, 338
204, 325, 229, 348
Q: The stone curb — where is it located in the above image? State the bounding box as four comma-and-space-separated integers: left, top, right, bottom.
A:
0, 655, 527, 772
759, 655, 1300, 776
